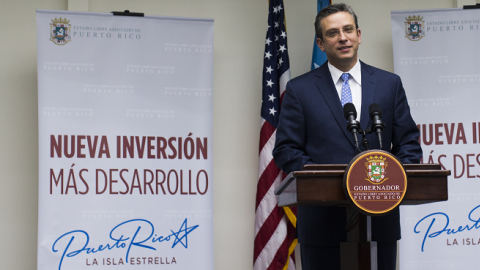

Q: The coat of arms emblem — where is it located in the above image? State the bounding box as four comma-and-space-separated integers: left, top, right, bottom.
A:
365, 155, 388, 184
50, 17, 71, 45
404, 15, 425, 41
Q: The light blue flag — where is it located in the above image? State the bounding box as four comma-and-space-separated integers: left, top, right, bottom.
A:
311, 0, 331, 70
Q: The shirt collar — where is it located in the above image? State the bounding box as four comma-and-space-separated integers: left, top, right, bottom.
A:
327, 59, 362, 86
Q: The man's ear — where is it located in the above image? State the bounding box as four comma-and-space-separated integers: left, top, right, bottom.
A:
316, 37, 325, 52
357, 28, 362, 45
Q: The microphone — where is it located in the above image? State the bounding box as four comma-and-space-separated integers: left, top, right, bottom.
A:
343, 103, 361, 151
369, 103, 385, 149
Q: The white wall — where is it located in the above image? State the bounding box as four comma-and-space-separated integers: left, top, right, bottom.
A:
2, 0, 475, 269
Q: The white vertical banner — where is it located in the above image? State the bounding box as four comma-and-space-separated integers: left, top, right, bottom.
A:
392, 8, 480, 269
36, 10, 213, 270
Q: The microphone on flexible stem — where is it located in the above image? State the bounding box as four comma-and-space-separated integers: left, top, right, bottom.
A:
369, 103, 385, 149
343, 103, 361, 152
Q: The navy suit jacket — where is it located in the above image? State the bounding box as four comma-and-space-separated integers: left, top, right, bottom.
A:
273, 61, 422, 245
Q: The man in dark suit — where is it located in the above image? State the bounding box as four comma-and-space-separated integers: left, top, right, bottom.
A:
272, 3, 422, 270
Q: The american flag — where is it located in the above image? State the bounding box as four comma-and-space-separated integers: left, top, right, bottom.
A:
254, 1, 297, 270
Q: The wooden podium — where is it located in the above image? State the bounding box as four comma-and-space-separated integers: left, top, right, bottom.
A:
275, 163, 450, 270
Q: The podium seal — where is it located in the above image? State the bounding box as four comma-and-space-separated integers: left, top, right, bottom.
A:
343, 150, 407, 216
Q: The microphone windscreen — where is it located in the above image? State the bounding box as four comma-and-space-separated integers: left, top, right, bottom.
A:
343, 103, 357, 119
369, 103, 382, 118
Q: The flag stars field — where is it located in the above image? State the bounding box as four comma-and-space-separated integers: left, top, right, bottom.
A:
268, 94, 276, 102
266, 79, 274, 87
269, 107, 277, 115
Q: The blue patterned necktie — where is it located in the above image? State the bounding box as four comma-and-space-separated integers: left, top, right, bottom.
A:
341, 73, 352, 107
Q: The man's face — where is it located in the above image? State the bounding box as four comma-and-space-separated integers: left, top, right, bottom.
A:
316, 11, 361, 72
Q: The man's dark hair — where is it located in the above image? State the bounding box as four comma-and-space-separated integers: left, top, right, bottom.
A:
314, 3, 358, 40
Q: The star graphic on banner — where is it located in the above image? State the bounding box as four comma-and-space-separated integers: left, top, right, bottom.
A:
274, 21, 279, 28
279, 45, 287, 53
265, 38, 272, 45
265, 51, 272, 59
269, 107, 277, 115
268, 94, 276, 102
277, 5, 283, 12
170, 219, 200, 249
273, 6, 279, 13
275, 35, 279, 41
266, 66, 273, 74
266, 79, 274, 88
280, 31, 287, 39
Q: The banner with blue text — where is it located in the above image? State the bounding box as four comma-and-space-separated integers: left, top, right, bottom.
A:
36, 10, 213, 270
392, 8, 480, 269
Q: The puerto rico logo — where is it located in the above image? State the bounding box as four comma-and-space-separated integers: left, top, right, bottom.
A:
365, 156, 388, 184
50, 17, 71, 45
404, 15, 425, 41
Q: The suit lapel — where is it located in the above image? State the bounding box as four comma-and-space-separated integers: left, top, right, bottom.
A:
359, 62, 378, 131
314, 63, 355, 146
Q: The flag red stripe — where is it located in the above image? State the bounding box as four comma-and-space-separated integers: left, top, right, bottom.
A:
266, 225, 290, 270
253, 205, 284, 261
255, 160, 281, 210
259, 120, 276, 154
280, 90, 286, 105
265, 217, 297, 270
